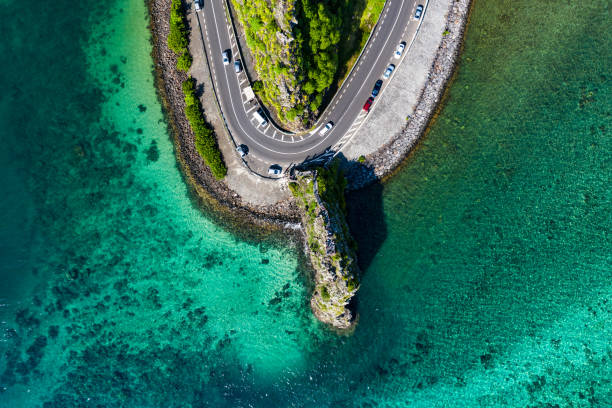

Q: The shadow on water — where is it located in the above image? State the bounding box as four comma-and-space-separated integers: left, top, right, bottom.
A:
346, 180, 386, 272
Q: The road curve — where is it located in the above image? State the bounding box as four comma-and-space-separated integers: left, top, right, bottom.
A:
197, 0, 423, 167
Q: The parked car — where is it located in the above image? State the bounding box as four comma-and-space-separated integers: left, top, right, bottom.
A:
383, 64, 395, 79
252, 109, 268, 127
319, 121, 334, 136
236, 144, 248, 157
268, 164, 282, 176
194, 0, 202, 11
394, 42, 406, 59
414, 4, 424, 20
371, 79, 383, 97
234, 60, 242, 73
222, 51, 230, 65
363, 96, 374, 112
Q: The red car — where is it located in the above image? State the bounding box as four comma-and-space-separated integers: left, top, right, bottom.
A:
363, 97, 374, 112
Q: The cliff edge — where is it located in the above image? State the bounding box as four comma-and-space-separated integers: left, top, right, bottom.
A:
289, 162, 360, 329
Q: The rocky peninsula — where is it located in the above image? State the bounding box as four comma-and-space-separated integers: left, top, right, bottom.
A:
289, 162, 360, 328
147, 0, 471, 329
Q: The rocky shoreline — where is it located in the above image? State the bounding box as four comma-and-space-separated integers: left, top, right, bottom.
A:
346, 0, 473, 189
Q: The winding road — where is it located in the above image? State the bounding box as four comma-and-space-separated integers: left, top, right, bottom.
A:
195, 0, 425, 170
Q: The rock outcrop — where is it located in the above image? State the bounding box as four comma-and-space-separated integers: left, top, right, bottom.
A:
289, 162, 360, 329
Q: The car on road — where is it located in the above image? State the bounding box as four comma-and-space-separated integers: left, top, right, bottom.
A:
383, 64, 395, 79
194, 0, 202, 11
394, 42, 406, 59
363, 96, 374, 112
252, 109, 268, 127
268, 164, 282, 176
371, 79, 383, 97
236, 144, 248, 157
414, 4, 424, 20
319, 121, 334, 136
234, 60, 242, 73
222, 51, 230, 65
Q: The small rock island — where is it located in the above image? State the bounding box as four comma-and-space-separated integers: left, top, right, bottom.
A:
289, 162, 360, 329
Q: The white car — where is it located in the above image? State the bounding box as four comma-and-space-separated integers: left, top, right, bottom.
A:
394, 42, 406, 59
222, 51, 230, 66
319, 121, 334, 136
268, 165, 282, 176
383, 64, 395, 79
194, 0, 201, 11
414, 4, 424, 20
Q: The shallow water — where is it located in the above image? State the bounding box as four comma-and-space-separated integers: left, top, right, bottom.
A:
1, 0, 610, 406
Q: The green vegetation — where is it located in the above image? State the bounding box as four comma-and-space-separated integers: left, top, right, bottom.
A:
317, 160, 347, 213
167, 0, 193, 72
181, 78, 227, 179
231, 0, 384, 125
252, 80, 263, 92
176, 51, 193, 72
320, 286, 331, 301
358, 155, 366, 163
336, 0, 385, 85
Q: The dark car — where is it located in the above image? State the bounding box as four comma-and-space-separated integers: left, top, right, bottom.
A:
234, 60, 242, 73
236, 144, 248, 157
414, 4, 423, 20
363, 96, 374, 112
371, 79, 383, 97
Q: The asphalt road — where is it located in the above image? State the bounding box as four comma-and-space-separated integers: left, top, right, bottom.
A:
197, 0, 423, 168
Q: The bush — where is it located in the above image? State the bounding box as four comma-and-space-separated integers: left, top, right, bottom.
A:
252, 80, 263, 92
168, 0, 189, 55
320, 286, 331, 302
176, 51, 193, 72
182, 77, 227, 179
346, 277, 359, 292
288, 182, 300, 196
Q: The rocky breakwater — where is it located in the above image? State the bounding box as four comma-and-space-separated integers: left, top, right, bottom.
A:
288, 162, 360, 329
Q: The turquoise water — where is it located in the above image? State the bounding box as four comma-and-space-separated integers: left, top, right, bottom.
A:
1, 0, 610, 406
